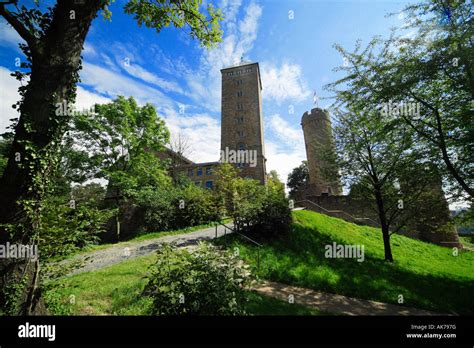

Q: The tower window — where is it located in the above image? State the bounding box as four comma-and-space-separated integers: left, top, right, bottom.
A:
236, 79, 243, 86
237, 103, 243, 110
237, 91, 243, 97
238, 143, 246, 150
236, 116, 244, 124
237, 131, 244, 138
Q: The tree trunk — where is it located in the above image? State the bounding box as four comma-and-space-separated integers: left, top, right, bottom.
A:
374, 186, 394, 262
0, 0, 107, 315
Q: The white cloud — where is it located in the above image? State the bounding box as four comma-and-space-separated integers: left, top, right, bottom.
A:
162, 107, 221, 163
80, 62, 176, 110
75, 86, 111, 110
268, 114, 303, 145
119, 59, 185, 95
265, 141, 306, 188
265, 114, 306, 186
183, 1, 263, 112
0, 66, 112, 132
0, 66, 20, 132
260, 62, 311, 104
0, 21, 24, 52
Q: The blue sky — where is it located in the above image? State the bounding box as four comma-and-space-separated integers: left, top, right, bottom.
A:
0, 0, 411, 183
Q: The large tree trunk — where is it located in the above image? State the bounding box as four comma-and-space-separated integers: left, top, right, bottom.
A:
0, 0, 107, 315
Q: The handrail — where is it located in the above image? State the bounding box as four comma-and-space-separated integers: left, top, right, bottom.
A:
215, 220, 262, 273
295, 199, 380, 227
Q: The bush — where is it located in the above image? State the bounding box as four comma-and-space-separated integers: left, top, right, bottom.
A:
214, 164, 292, 239
144, 242, 251, 315
172, 184, 221, 229
135, 183, 221, 233
39, 197, 114, 260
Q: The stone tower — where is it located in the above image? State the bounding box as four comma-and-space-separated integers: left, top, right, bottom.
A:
301, 107, 342, 196
220, 62, 266, 183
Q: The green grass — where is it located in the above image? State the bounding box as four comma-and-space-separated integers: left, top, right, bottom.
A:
44, 252, 321, 316
459, 235, 474, 249
217, 210, 474, 315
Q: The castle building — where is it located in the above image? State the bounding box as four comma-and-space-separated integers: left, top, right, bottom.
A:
301, 108, 342, 195
168, 61, 267, 187
220, 61, 267, 184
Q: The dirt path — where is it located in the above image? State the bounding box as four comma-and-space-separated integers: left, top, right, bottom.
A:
252, 280, 444, 316
55, 223, 233, 276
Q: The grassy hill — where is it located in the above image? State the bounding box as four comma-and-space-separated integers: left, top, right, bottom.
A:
221, 210, 474, 314
44, 253, 321, 316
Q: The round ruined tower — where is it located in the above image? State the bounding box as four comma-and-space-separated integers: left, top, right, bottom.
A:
301, 108, 342, 196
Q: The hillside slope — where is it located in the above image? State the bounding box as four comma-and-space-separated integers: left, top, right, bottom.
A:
227, 210, 474, 314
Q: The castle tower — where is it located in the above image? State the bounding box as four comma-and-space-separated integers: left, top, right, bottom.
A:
301, 108, 342, 196
220, 62, 266, 183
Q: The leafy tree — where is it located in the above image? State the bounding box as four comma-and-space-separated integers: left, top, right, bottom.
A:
326, 0, 473, 199
287, 161, 309, 198
67, 96, 170, 195
0, 0, 223, 315
333, 107, 439, 262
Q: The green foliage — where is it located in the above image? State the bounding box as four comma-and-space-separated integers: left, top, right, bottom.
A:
287, 161, 309, 198
39, 197, 115, 260
144, 242, 251, 315
326, 0, 474, 198
124, 0, 223, 48
67, 96, 170, 190
133, 183, 221, 233
214, 164, 291, 238
172, 183, 221, 228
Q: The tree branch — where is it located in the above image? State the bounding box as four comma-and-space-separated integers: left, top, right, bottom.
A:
0, 4, 39, 56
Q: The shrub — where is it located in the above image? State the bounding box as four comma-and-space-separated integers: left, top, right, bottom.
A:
135, 183, 221, 233
214, 164, 292, 239
172, 184, 221, 228
39, 197, 114, 260
144, 242, 251, 315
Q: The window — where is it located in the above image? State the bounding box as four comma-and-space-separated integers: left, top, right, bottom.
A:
237, 103, 243, 110
237, 131, 244, 138
195, 181, 201, 186
188, 169, 193, 176
236, 163, 243, 168
237, 91, 243, 97
205, 181, 213, 189
238, 143, 246, 150
197, 168, 203, 176
236, 79, 243, 86
236, 116, 244, 124
206, 167, 212, 175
